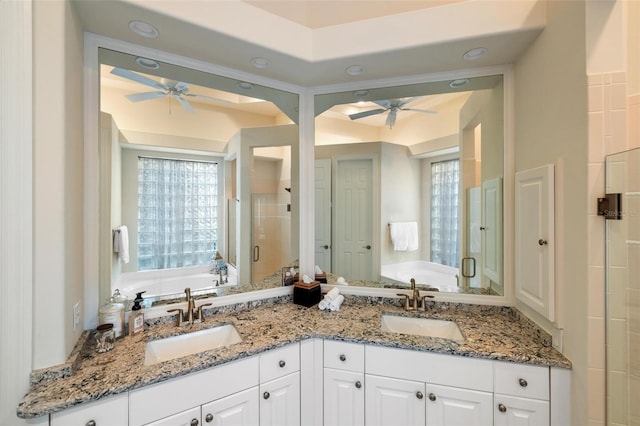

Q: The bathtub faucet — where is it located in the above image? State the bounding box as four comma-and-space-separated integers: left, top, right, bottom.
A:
167, 287, 212, 326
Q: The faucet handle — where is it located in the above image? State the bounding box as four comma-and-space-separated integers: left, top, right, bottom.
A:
396, 293, 414, 311
167, 308, 185, 326
420, 294, 435, 310
197, 303, 213, 322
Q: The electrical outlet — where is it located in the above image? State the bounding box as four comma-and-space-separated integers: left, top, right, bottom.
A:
552, 327, 563, 352
73, 302, 80, 331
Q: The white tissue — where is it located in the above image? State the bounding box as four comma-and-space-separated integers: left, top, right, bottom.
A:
336, 276, 349, 285
315, 265, 323, 274
329, 294, 345, 311
325, 287, 340, 302
302, 274, 313, 284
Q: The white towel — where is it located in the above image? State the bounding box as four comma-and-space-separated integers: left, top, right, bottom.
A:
325, 287, 340, 302
319, 296, 330, 310
389, 222, 419, 251
329, 294, 345, 311
113, 225, 130, 264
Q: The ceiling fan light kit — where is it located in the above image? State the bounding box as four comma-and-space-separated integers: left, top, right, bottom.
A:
348, 97, 437, 129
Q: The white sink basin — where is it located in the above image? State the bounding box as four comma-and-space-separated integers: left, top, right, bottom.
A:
381, 315, 464, 342
144, 324, 242, 366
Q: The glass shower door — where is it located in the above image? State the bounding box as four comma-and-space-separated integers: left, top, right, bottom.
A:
605, 147, 640, 425
251, 193, 291, 283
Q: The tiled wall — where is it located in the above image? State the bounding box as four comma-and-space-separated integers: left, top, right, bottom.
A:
588, 71, 640, 425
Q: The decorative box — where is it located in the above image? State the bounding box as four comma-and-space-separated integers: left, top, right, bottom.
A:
293, 281, 321, 307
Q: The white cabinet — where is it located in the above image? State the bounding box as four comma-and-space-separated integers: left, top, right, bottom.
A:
201, 387, 259, 426
493, 394, 549, 426
50, 393, 128, 426
260, 372, 300, 426
425, 384, 492, 426
324, 368, 364, 426
365, 374, 424, 426
144, 406, 200, 426
494, 362, 550, 426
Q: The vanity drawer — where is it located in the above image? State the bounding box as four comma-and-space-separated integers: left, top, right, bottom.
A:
494, 361, 549, 400
260, 342, 300, 383
324, 340, 365, 372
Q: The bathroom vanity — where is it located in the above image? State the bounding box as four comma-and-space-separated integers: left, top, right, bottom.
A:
18, 297, 571, 426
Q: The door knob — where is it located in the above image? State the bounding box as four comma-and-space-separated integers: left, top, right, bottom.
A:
364, 245, 371, 250
323, 245, 329, 249
538, 239, 548, 246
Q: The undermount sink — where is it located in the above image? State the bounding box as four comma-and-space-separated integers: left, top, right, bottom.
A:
381, 314, 464, 342
144, 324, 242, 366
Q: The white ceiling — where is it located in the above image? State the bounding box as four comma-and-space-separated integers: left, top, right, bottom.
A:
72, 0, 545, 87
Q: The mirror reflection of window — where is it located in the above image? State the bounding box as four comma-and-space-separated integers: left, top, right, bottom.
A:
429, 158, 460, 267
137, 156, 219, 270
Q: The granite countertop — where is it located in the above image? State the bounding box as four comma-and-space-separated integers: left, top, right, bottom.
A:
17, 296, 571, 419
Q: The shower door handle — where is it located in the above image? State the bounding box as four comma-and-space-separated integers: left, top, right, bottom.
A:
461, 257, 476, 278
253, 245, 260, 262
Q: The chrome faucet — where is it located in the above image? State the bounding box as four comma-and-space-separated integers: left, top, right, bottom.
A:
167, 287, 213, 326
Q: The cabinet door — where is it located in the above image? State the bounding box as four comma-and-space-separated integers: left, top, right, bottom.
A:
50, 393, 128, 426
260, 371, 300, 426
365, 374, 425, 426
494, 394, 549, 426
201, 387, 259, 426
425, 384, 492, 426
324, 368, 364, 426
144, 406, 200, 426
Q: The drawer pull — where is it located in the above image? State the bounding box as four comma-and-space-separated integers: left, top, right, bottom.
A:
355, 381, 362, 389
205, 413, 214, 423
498, 403, 507, 413
518, 378, 528, 387
428, 393, 436, 401
279, 360, 286, 368
85, 421, 96, 426
416, 391, 424, 400
263, 391, 270, 399
339, 354, 347, 362
191, 418, 199, 426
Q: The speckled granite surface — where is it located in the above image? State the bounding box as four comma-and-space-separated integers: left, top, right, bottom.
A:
17, 296, 571, 419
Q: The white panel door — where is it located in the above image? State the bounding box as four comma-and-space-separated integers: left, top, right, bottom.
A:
481, 177, 503, 287
260, 372, 300, 426
334, 158, 374, 280
324, 368, 365, 426
515, 164, 555, 321
365, 374, 425, 426
201, 387, 259, 426
315, 159, 332, 272
494, 394, 549, 426
425, 384, 493, 426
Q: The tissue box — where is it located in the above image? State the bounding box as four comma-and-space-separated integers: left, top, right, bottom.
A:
293, 281, 321, 307
293, 273, 327, 284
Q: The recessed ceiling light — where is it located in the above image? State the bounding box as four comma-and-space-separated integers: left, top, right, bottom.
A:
353, 90, 369, 98
237, 82, 254, 90
135, 57, 160, 70
463, 47, 488, 61
129, 20, 159, 39
345, 65, 365, 76
250, 57, 269, 69
449, 78, 469, 88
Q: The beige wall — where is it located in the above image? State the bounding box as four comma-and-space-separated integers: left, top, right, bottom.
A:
514, 1, 589, 424
33, 0, 85, 368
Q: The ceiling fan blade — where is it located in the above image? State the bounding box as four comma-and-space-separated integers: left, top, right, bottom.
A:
184, 93, 232, 104
173, 95, 195, 113
372, 100, 392, 109
125, 91, 167, 102
173, 81, 189, 92
110, 67, 168, 91
400, 107, 438, 114
349, 108, 386, 120
385, 109, 397, 128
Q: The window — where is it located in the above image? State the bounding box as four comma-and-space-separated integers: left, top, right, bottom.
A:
137, 156, 218, 271
430, 158, 459, 267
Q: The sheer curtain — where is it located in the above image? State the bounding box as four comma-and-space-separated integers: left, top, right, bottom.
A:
137, 157, 218, 271
430, 159, 459, 267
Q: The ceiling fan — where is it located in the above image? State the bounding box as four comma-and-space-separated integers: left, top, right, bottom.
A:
110, 67, 231, 113
349, 97, 437, 129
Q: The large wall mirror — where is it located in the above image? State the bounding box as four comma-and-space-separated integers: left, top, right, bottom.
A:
97, 48, 299, 307
314, 74, 505, 296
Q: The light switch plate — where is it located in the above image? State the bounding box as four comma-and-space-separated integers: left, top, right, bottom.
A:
73, 302, 80, 331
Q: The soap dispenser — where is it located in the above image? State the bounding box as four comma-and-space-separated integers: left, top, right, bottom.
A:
128, 291, 146, 336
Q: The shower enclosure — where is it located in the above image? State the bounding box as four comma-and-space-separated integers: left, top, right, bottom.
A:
605, 147, 640, 425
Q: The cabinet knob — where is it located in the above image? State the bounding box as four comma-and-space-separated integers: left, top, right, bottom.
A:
190, 419, 199, 426
279, 360, 286, 368
498, 403, 507, 413
428, 393, 436, 401
518, 378, 528, 387
416, 391, 424, 400
205, 413, 214, 423
263, 391, 270, 400
85, 421, 96, 426
339, 354, 347, 362
355, 381, 362, 389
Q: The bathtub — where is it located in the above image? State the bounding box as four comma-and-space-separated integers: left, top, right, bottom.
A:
113, 264, 237, 306
380, 260, 459, 292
